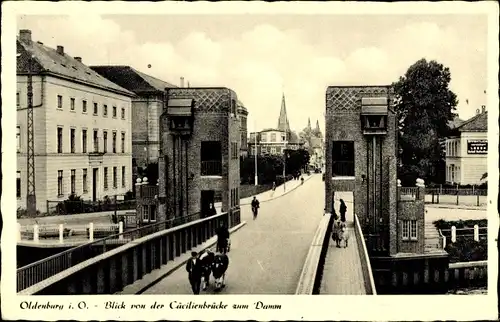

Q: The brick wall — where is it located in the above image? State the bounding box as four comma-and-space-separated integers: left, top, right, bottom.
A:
325, 86, 398, 255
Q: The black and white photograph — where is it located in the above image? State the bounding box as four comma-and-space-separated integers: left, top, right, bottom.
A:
2, 1, 498, 321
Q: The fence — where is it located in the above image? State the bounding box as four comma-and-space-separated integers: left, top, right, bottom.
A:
19, 223, 121, 242
400, 187, 419, 200
46, 199, 136, 216
425, 188, 487, 207
439, 225, 488, 248
17, 212, 203, 292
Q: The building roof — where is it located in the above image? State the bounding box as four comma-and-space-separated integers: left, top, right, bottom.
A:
456, 111, 487, 132
17, 35, 135, 97
90, 65, 177, 95
310, 137, 323, 148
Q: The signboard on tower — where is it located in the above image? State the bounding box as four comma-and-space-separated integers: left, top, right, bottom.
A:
467, 140, 487, 154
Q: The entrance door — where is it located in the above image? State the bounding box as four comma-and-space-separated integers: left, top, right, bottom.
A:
92, 168, 98, 202
200, 190, 215, 218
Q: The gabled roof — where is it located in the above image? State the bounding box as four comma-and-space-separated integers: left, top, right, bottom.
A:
17, 39, 135, 97
90, 65, 177, 95
456, 111, 487, 132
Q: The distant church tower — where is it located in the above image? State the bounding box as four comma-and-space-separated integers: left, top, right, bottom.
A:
277, 93, 291, 133
307, 117, 312, 131
315, 120, 323, 138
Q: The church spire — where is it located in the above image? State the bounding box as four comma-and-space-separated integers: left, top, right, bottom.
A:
307, 117, 311, 130
277, 92, 290, 132
315, 120, 321, 133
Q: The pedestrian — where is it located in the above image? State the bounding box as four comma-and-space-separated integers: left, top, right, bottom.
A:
216, 221, 230, 253
339, 199, 347, 222
186, 251, 203, 294
272, 182, 276, 191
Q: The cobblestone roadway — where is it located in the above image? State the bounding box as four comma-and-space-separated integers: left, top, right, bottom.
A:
143, 175, 325, 294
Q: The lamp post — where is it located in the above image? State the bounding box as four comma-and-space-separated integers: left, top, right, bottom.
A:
283, 137, 288, 192
254, 122, 258, 186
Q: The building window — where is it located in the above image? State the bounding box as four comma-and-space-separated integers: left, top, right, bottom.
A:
402, 220, 418, 241
17, 92, 20, 107
70, 128, 76, 153
93, 102, 98, 115
231, 142, 238, 159
150, 205, 157, 221
83, 169, 88, 193
57, 127, 63, 153
82, 129, 87, 153
17, 171, 21, 198
332, 141, 355, 176
271, 147, 276, 154
58, 170, 64, 196
57, 95, 63, 109
17, 126, 21, 152
122, 166, 126, 187
261, 133, 267, 142
113, 166, 117, 188
70, 169, 76, 195
143, 205, 149, 221
70, 98, 75, 111
121, 132, 125, 153
251, 146, 256, 155
112, 106, 117, 118
82, 100, 87, 113
271, 133, 276, 142
104, 167, 108, 190
93, 130, 99, 152
103, 131, 108, 153
103, 104, 108, 116
201, 141, 222, 176
112, 131, 117, 153
121, 107, 125, 119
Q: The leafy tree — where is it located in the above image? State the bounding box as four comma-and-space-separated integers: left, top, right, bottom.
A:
393, 58, 458, 185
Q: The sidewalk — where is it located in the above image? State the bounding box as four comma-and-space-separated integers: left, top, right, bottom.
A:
18, 175, 315, 227
425, 203, 487, 211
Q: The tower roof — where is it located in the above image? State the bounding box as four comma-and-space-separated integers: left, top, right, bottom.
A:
315, 120, 321, 133
277, 93, 290, 132
307, 118, 311, 130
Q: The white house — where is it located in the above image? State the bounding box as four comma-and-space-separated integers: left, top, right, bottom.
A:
17, 29, 136, 213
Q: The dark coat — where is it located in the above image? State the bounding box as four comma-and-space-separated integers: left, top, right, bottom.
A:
186, 257, 203, 279
216, 226, 230, 241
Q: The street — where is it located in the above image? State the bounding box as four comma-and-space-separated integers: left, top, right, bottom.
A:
143, 174, 325, 295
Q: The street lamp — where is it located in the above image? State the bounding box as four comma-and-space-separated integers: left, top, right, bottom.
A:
282, 135, 288, 192
254, 121, 258, 186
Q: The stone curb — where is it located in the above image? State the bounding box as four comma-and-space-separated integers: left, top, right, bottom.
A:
119, 221, 247, 295
425, 204, 487, 211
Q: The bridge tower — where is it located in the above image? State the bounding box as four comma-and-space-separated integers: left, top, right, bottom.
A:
157, 87, 241, 227
325, 85, 448, 293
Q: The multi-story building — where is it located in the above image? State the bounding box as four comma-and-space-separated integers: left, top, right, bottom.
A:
248, 93, 303, 156
16, 30, 135, 213
237, 101, 249, 157
445, 106, 488, 185
90, 66, 177, 174
309, 136, 325, 170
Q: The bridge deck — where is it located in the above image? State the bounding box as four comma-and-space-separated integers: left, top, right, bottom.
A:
131, 175, 324, 295
320, 220, 367, 294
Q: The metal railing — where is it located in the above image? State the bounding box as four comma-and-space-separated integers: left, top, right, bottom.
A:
354, 213, 377, 295
17, 212, 202, 292
400, 187, 419, 200
332, 161, 354, 177
140, 185, 158, 198
425, 188, 487, 207
201, 160, 222, 176
426, 188, 487, 196
19, 223, 120, 241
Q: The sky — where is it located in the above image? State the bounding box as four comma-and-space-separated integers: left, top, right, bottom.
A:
17, 13, 488, 133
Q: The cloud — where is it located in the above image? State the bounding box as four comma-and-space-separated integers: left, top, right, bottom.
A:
17, 15, 487, 132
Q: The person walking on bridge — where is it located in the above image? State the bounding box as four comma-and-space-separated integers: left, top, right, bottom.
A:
186, 251, 203, 294
216, 221, 230, 254
339, 199, 347, 222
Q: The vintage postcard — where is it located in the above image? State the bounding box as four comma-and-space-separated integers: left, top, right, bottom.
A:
1, 1, 499, 321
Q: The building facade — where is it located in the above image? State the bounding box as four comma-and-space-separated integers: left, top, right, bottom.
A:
248, 93, 303, 156
16, 30, 135, 213
156, 87, 241, 223
90, 66, 177, 176
237, 101, 249, 157
445, 107, 488, 185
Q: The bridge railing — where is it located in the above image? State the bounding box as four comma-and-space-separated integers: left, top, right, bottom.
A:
17, 212, 203, 292
354, 213, 377, 295
295, 213, 332, 295
17, 210, 238, 295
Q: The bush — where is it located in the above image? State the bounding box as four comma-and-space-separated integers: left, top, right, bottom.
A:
16, 207, 42, 219
446, 238, 487, 263
433, 219, 487, 231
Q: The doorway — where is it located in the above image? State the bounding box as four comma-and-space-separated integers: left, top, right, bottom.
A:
200, 190, 215, 218
92, 168, 98, 202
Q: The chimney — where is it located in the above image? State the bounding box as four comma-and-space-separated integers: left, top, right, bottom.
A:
481, 105, 486, 113
19, 29, 32, 44
74, 57, 82, 63
476, 109, 480, 115
180, 77, 185, 88
187, 81, 190, 88
56, 45, 64, 55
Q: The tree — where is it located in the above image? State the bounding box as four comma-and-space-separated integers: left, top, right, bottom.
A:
393, 58, 458, 185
